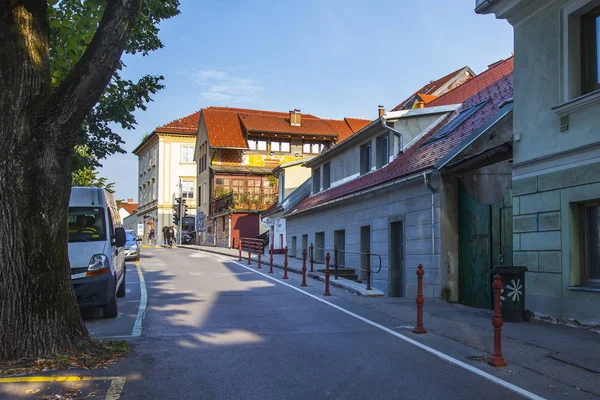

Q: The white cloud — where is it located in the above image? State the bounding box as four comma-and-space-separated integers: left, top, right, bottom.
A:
185, 69, 263, 104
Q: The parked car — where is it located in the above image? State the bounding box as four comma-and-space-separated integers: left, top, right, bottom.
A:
124, 229, 141, 261
182, 230, 196, 244
68, 187, 126, 318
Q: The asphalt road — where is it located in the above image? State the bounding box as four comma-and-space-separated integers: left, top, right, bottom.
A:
77, 246, 586, 400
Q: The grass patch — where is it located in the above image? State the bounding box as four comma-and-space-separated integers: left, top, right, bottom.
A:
0, 340, 131, 377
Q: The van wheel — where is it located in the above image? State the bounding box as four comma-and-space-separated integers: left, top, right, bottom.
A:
117, 269, 126, 298
103, 294, 118, 318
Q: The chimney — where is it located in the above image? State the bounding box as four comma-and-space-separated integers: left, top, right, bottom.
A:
417, 101, 425, 109
127, 198, 134, 203
290, 109, 302, 126
378, 105, 385, 118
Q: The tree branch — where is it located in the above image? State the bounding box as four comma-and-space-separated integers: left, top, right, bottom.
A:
39, 0, 142, 145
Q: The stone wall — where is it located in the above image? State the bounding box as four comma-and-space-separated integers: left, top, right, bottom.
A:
286, 179, 441, 297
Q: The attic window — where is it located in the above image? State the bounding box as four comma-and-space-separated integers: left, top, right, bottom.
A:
421, 100, 489, 146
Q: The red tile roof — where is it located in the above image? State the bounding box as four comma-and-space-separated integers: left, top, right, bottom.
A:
119, 202, 138, 214
391, 66, 472, 111
286, 67, 514, 217
200, 106, 370, 149
155, 111, 201, 133
427, 57, 513, 107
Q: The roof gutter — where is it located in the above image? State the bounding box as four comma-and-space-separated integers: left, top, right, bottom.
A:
286, 170, 427, 218
381, 117, 404, 154
475, 0, 499, 13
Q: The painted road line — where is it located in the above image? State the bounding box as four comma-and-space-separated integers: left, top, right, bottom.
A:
213, 253, 546, 400
0, 376, 126, 400
132, 260, 147, 337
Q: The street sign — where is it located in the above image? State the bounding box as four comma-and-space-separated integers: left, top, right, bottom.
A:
137, 224, 143, 237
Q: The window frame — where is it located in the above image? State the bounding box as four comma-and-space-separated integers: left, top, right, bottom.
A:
581, 6, 600, 94
360, 142, 371, 175
323, 162, 331, 190
376, 134, 390, 169
303, 141, 325, 155
270, 138, 291, 153
181, 179, 195, 199
181, 145, 195, 163
247, 136, 267, 152
312, 167, 321, 194
580, 201, 600, 287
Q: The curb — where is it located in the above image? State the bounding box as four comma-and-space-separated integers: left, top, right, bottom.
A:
177, 245, 384, 297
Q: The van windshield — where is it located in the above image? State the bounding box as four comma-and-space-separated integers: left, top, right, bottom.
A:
68, 207, 107, 243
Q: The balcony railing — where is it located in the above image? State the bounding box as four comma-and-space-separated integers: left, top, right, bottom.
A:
211, 191, 276, 215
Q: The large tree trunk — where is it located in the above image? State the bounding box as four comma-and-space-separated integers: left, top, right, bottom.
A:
0, 0, 142, 361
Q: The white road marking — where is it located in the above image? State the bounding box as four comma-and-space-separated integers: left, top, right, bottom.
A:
213, 253, 546, 400
132, 260, 147, 337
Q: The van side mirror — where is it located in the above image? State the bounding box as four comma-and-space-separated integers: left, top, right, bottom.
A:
136, 238, 142, 243
114, 227, 126, 247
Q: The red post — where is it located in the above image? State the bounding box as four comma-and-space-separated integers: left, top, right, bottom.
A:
413, 264, 427, 334
324, 252, 331, 296
489, 274, 507, 367
282, 246, 289, 279
309, 243, 314, 273
366, 251, 372, 291
247, 243, 251, 265
301, 249, 308, 287
239, 240, 242, 261
257, 244, 262, 269
268, 243, 274, 274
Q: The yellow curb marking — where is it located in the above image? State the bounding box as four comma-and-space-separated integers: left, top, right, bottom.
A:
0, 376, 126, 400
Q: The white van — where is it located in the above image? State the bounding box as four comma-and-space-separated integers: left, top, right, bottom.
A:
68, 187, 126, 318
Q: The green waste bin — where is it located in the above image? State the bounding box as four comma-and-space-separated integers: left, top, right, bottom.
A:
491, 266, 531, 322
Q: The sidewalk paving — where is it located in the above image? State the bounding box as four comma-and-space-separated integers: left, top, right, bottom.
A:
179, 243, 600, 397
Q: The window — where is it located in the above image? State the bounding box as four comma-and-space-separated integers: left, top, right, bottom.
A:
377, 135, 389, 169
198, 143, 208, 173
222, 216, 227, 231
181, 179, 194, 199
247, 179, 262, 200
582, 203, 600, 286
360, 143, 371, 175
303, 141, 325, 154
422, 100, 488, 146
323, 163, 331, 190
182, 145, 194, 163
270, 138, 291, 152
68, 207, 106, 242
582, 7, 600, 93
198, 185, 202, 205
203, 181, 207, 204
248, 136, 267, 151
312, 167, 321, 194
279, 173, 285, 202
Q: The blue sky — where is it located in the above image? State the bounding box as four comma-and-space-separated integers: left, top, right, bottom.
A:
100, 0, 513, 201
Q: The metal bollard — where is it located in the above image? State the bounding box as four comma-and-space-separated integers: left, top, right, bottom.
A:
248, 244, 251, 265
239, 240, 242, 261
309, 243, 314, 273
301, 249, 308, 287
334, 245, 339, 280
269, 243, 274, 274
366, 250, 372, 291
257, 244, 262, 269
282, 246, 289, 279
489, 274, 507, 367
413, 264, 427, 334
324, 252, 331, 296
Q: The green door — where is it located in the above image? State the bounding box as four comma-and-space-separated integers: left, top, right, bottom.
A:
459, 184, 492, 309
459, 184, 513, 309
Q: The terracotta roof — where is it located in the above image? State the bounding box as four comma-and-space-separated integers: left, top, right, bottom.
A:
155, 111, 200, 133
239, 114, 339, 137
202, 108, 248, 148
286, 70, 514, 217
201, 106, 369, 149
427, 57, 513, 107
391, 66, 472, 111
261, 202, 283, 217
119, 202, 138, 214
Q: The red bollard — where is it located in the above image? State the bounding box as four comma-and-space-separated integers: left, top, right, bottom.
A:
239, 240, 242, 261
282, 246, 289, 279
257, 244, 262, 269
301, 249, 308, 287
309, 243, 314, 273
248, 244, 251, 265
489, 274, 507, 367
413, 264, 427, 334
268, 243, 274, 274
324, 252, 331, 296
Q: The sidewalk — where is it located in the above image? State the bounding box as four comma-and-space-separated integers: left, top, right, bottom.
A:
178, 244, 385, 297
179, 243, 600, 397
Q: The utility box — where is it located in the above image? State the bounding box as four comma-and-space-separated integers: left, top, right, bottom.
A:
491, 266, 531, 322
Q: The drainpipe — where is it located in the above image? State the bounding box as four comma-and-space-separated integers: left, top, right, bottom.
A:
423, 171, 437, 295
381, 118, 404, 155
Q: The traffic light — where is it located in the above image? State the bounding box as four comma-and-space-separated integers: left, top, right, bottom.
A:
173, 197, 181, 225
182, 198, 188, 217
